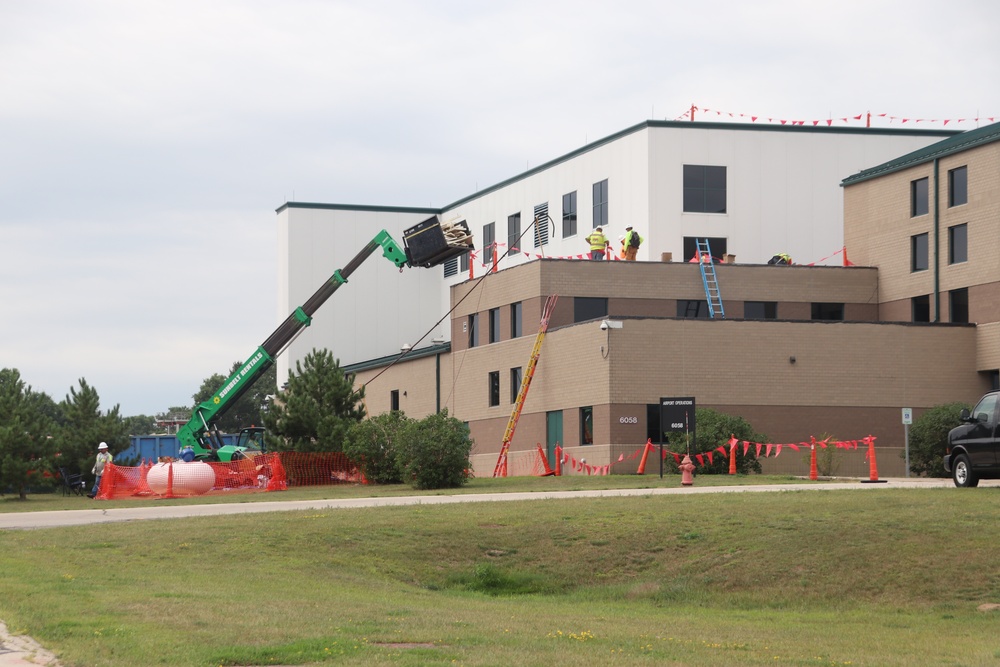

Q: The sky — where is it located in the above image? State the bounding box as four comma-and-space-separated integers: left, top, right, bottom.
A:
2, 0, 998, 418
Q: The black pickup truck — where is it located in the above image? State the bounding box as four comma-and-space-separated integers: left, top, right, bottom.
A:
943, 390, 1000, 487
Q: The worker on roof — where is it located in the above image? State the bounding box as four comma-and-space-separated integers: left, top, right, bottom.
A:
623, 226, 643, 261
768, 253, 793, 265
585, 227, 609, 260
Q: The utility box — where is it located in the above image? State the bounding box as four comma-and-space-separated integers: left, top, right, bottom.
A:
403, 216, 474, 268
661, 252, 673, 262
724, 253, 736, 264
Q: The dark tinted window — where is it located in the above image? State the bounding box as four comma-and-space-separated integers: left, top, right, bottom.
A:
911, 233, 928, 272
744, 301, 777, 319
683, 165, 727, 213
949, 166, 968, 207
911, 177, 929, 217
949, 224, 967, 264
912, 295, 930, 322
574, 297, 608, 322
811, 303, 844, 321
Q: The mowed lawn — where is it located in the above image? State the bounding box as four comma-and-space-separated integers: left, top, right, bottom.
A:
1, 480, 999, 666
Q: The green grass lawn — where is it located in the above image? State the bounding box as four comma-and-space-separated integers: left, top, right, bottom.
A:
2, 480, 999, 666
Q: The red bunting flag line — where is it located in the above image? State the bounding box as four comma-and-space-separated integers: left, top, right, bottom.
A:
674, 105, 996, 128
547, 435, 878, 475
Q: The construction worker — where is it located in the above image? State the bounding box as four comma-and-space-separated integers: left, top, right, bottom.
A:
623, 226, 643, 261
585, 227, 609, 260
617, 235, 627, 260
768, 253, 793, 265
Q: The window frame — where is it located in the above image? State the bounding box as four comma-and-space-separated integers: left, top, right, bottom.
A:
811, 303, 845, 321
580, 406, 594, 445
911, 294, 930, 323
911, 232, 929, 272
948, 223, 967, 264
489, 307, 500, 344
562, 191, 577, 238
507, 213, 521, 256
949, 287, 969, 324
948, 166, 968, 207
482, 222, 495, 267
510, 367, 522, 404
744, 301, 777, 320
510, 301, 522, 338
488, 371, 500, 407
468, 313, 479, 348
683, 164, 727, 214
911, 177, 929, 217
592, 179, 608, 229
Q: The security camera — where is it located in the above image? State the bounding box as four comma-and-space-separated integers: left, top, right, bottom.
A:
600, 321, 609, 331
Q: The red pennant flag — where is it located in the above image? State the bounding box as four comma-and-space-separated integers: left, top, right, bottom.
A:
716, 446, 727, 458
706, 452, 714, 465
775, 444, 783, 456
617, 453, 624, 462
787, 443, 799, 452
755, 442, 762, 457
727, 435, 738, 447
743, 441, 750, 456
765, 443, 773, 457
695, 454, 704, 466
673, 453, 682, 464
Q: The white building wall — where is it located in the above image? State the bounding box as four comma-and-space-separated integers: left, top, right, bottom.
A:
277, 121, 957, 372
276, 205, 449, 385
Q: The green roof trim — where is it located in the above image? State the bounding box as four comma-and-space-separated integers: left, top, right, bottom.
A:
276, 201, 441, 215
342, 342, 451, 374
842, 121, 1000, 186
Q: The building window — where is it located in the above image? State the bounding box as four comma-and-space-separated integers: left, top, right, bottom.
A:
482, 222, 495, 266
488, 371, 500, 407
468, 313, 479, 348
533, 202, 549, 248
683, 165, 727, 213
562, 191, 577, 237
950, 287, 969, 324
580, 406, 594, 445
489, 307, 500, 344
912, 295, 930, 323
511, 301, 522, 338
949, 223, 967, 264
592, 179, 608, 229
460, 249, 470, 274
744, 301, 777, 319
949, 166, 968, 207
443, 256, 458, 278
911, 177, 929, 217
911, 233, 929, 272
507, 213, 521, 256
390, 390, 400, 412
811, 303, 844, 321
683, 237, 727, 262
678, 300, 710, 318
574, 297, 608, 323
510, 367, 522, 404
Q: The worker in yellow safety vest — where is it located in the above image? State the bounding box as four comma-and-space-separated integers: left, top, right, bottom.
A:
767, 253, 792, 265
623, 226, 643, 261
585, 227, 609, 260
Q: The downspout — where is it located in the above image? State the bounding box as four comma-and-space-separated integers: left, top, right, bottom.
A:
933, 158, 940, 322
435, 351, 441, 414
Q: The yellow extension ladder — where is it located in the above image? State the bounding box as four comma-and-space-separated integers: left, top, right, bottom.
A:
493, 294, 560, 477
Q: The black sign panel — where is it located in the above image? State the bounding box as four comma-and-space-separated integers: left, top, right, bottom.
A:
660, 397, 695, 434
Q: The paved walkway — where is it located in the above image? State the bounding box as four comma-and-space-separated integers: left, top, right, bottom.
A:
0, 476, 984, 665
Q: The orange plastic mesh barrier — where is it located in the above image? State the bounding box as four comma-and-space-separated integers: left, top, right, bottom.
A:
96, 452, 364, 500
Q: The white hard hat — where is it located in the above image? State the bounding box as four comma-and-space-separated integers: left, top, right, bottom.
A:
98, 442, 108, 450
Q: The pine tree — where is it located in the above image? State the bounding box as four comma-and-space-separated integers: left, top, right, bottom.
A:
59, 379, 128, 473
0, 369, 57, 500
263, 349, 365, 452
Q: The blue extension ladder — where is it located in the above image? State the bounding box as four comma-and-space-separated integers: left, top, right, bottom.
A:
696, 239, 724, 319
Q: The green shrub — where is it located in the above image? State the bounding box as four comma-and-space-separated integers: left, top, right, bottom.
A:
398, 410, 473, 490
663, 407, 765, 474
907, 402, 970, 477
800, 433, 843, 477
343, 411, 412, 484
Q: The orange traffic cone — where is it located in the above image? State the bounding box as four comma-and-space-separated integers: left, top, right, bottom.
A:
636, 439, 653, 475
728, 435, 738, 475
555, 444, 562, 476
536, 443, 555, 476
809, 436, 818, 481
861, 435, 887, 484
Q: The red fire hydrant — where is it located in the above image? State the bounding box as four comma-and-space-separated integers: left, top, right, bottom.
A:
679, 454, 695, 486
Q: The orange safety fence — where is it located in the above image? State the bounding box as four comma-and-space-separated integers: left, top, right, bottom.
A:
96, 452, 364, 500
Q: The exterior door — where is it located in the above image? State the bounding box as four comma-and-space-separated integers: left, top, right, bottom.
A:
546, 410, 563, 469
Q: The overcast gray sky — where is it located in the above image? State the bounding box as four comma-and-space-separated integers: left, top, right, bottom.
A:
2, 0, 998, 418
